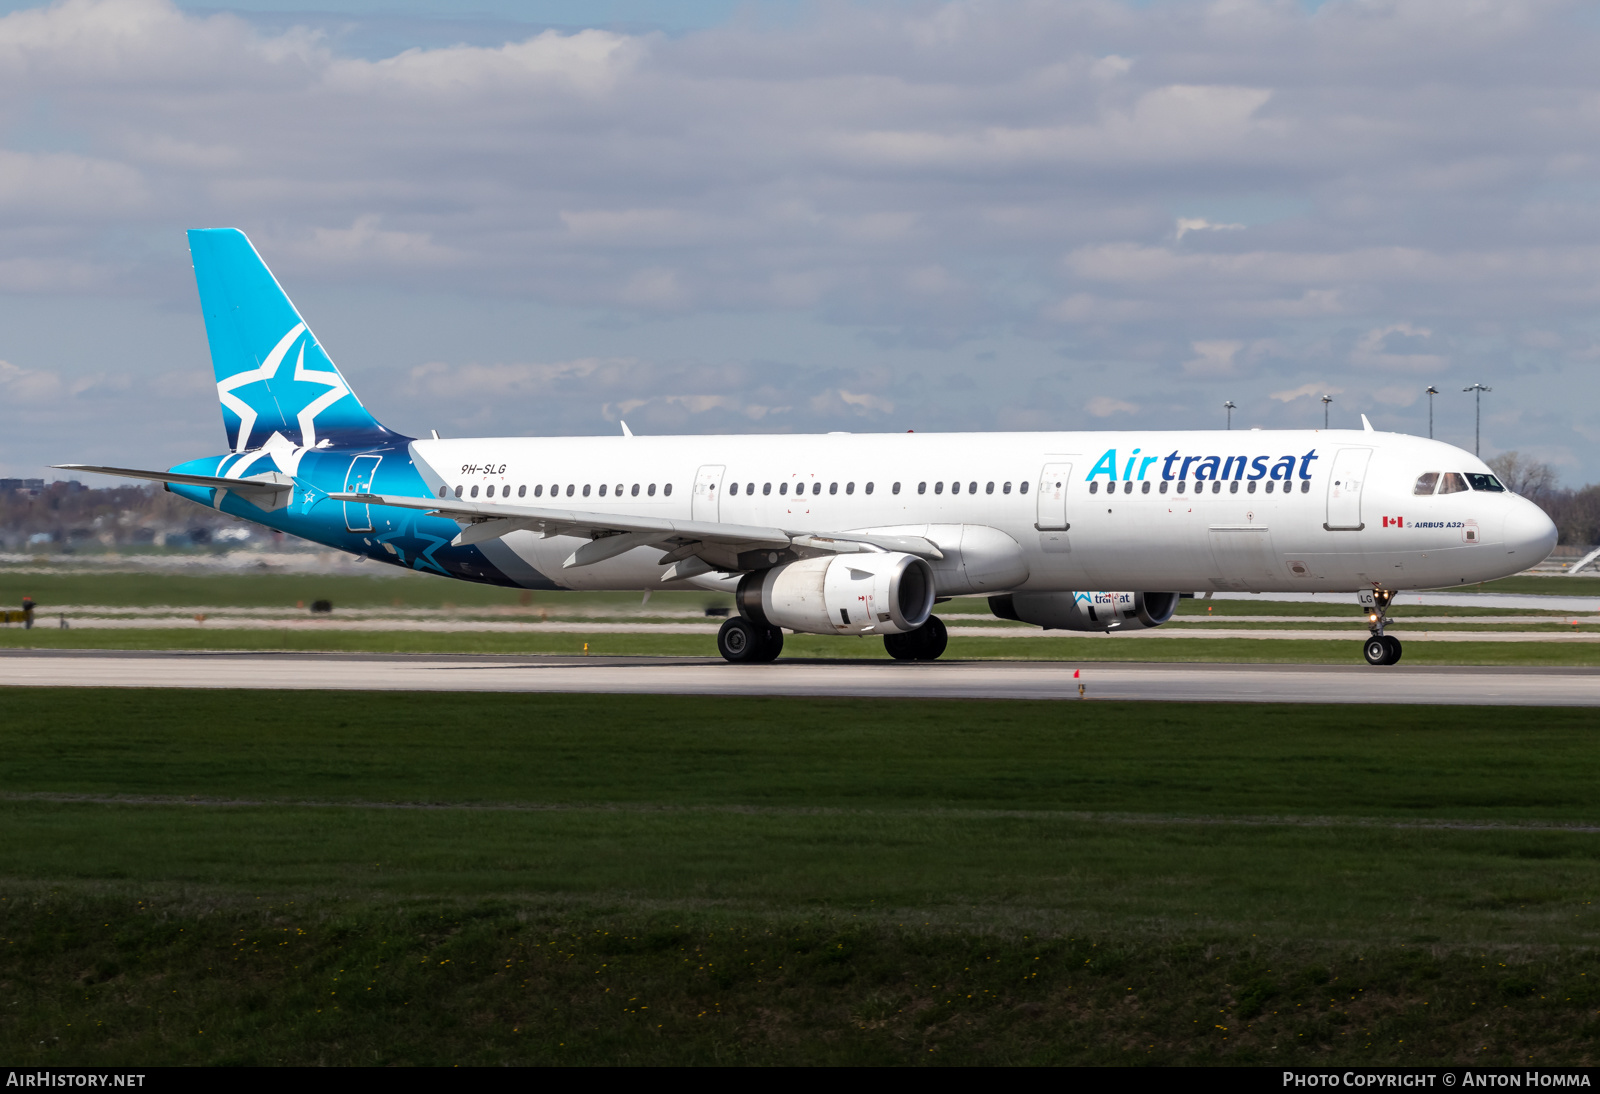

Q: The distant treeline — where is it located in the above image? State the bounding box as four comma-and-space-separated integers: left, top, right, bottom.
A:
0, 481, 267, 551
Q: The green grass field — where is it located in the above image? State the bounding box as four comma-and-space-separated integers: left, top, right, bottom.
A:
3, 627, 1598, 665
2, 690, 1599, 1064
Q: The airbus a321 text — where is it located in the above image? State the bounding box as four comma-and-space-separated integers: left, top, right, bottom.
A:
61, 230, 1558, 666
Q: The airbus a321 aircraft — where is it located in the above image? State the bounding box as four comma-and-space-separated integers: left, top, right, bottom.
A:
63, 229, 1558, 666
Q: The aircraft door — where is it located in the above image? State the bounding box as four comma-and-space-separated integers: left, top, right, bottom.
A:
343, 454, 382, 532
1324, 448, 1371, 531
1035, 463, 1072, 530
692, 464, 725, 522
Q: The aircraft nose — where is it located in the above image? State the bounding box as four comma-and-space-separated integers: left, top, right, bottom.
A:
1507, 496, 1558, 565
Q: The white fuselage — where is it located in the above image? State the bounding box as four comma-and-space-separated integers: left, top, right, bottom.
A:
408, 428, 1557, 595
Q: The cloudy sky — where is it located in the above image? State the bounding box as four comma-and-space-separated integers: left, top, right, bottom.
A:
3, 0, 1600, 483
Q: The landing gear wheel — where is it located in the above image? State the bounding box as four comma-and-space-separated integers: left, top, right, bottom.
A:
883, 630, 918, 661
884, 615, 949, 661
717, 617, 760, 663
1363, 636, 1393, 666
1383, 635, 1403, 665
754, 624, 784, 663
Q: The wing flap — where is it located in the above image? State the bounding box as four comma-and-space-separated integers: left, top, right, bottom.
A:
331, 490, 945, 566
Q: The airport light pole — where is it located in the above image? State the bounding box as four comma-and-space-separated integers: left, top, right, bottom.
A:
1321, 394, 1333, 429
1224, 400, 1236, 430
1463, 383, 1490, 456
1425, 385, 1439, 439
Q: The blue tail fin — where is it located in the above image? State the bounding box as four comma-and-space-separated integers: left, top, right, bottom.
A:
188, 228, 398, 452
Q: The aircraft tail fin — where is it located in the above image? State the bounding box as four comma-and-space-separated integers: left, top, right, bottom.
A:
187, 228, 398, 452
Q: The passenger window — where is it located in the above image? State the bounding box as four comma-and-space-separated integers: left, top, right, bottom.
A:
616, 484, 623, 496
1465, 473, 1505, 492
535, 485, 544, 498
1414, 472, 1439, 495
583, 485, 591, 497
1229, 481, 1238, 494
598, 484, 607, 497
519, 485, 527, 498
1212, 482, 1221, 494
1141, 481, 1151, 494
811, 482, 821, 496
1176, 481, 1185, 494
664, 483, 672, 497
470, 485, 479, 498
865, 482, 873, 495
567, 485, 575, 497
1002, 482, 1011, 494
1089, 481, 1099, 495
846, 482, 855, 495
917, 482, 925, 494
1247, 481, 1256, 494
985, 482, 994, 495
1301, 480, 1310, 493
763, 483, 771, 495
746, 483, 754, 495
648, 484, 656, 496
934, 482, 944, 495
1265, 481, 1275, 494
631, 484, 639, 497
1159, 481, 1168, 494
1019, 481, 1029, 494
438, 487, 447, 498
779, 483, 788, 495
1439, 472, 1468, 494
892, 482, 901, 494
969, 481, 978, 494
829, 482, 838, 495
729, 483, 738, 496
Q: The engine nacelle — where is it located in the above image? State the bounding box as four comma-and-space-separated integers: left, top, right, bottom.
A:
737, 552, 936, 636
988, 591, 1181, 632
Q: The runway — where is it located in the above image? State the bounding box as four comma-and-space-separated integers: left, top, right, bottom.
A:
1, 650, 1596, 706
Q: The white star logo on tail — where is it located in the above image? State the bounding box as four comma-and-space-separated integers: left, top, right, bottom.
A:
216, 322, 351, 452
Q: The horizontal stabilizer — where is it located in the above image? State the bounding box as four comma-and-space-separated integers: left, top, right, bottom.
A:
56, 464, 295, 512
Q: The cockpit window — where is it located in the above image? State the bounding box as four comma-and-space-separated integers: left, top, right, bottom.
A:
1465, 473, 1505, 492
1438, 472, 1469, 494
1413, 472, 1439, 496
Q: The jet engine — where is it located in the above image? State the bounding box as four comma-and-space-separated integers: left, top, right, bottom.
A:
988, 590, 1181, 632
737, 552, 936, 636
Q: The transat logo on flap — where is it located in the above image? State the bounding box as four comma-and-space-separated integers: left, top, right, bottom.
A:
216, 322, 352, 453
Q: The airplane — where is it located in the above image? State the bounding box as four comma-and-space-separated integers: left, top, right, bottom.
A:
60, 229, 1559, 667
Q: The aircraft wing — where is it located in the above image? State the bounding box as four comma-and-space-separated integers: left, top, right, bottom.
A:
329, 490, 944, 575
55, 464, 296, 511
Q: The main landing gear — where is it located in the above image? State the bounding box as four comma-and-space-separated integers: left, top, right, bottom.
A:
716, 616, 784, 663
1359, 588, 1403, 666
883, 615, 948, 661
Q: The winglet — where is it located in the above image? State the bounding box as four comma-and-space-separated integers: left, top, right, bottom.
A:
620, 420, 634, 437
1361, 414, 1374, 432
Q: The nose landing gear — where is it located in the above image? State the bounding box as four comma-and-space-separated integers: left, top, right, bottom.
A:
1358, 588, 1403, 666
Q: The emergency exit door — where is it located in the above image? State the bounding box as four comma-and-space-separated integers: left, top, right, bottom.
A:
1035, 463, 1072, 530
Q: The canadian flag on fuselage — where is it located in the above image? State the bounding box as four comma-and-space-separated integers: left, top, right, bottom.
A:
1382, 516, 1405, 527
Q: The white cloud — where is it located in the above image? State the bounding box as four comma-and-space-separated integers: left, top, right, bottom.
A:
1175, 218, 1245, 242
1086, 395, 1138, 417
1182, 340, 1244, 377
1351, 322, 1448, 372
1270, 383, 1342, 404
